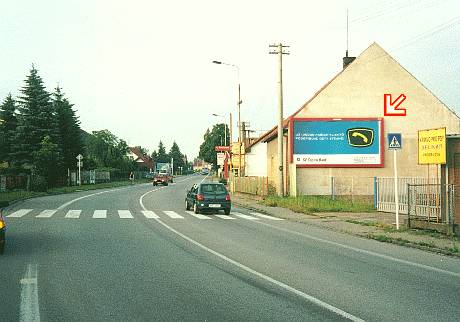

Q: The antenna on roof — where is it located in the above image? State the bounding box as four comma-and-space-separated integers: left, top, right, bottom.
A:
343, 9, 356, 69
346, 8, 349, 57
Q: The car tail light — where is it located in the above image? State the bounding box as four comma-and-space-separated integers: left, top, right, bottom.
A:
225, 194, 231, 201
196, 194, 205, 201
0, 218, 5, 229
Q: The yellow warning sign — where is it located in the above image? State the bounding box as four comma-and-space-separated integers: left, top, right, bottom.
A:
418, 128, 446, 165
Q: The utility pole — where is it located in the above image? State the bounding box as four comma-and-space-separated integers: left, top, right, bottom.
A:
269, 43, 289, 197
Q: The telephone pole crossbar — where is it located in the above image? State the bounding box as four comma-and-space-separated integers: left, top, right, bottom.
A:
269, 43, 289, 197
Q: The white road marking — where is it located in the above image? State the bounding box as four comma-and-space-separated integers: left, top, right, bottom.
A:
163, 211, 184, 219
250, 212, 284, 221
8, 209, 33, 218
215, 214, 236, 220
19, 264, 40, 322
142, 210, 159, 219
65, 210, 81, 218
118, 210, 134, 218
185, 211, 212, 219
56, 184, 148, 210
36, 209, 57, 218
139, 191, 364, 322
255, 220, 460, 279
232, 212, 260, 220
93, 210, 107, 218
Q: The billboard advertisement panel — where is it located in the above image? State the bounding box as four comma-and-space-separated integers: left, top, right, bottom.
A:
291, 118, 384, 167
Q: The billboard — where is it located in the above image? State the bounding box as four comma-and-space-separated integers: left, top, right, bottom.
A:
291, 118, 384, 167
418, 128, 446, 165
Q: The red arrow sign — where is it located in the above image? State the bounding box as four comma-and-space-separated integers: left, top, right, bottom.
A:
384, 94, 407, 116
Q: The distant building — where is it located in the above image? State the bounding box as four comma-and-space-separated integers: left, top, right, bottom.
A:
127, 146, 153, 171
193, 158, 211, 171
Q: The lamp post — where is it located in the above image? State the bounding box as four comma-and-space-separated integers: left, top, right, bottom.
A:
212, 60, 243, 176
212, 113, 227, 146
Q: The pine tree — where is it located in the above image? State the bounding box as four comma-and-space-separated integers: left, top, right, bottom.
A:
169, 141, 185, 174
156, 141, 169, 163
13, 66, 61, 168
53, 86, 83, 170
0, 93, 18, 164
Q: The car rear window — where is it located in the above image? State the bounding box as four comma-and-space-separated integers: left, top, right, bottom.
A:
200, 184, 226, 193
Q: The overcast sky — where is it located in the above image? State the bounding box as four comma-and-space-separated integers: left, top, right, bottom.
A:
1, 0, 459, 159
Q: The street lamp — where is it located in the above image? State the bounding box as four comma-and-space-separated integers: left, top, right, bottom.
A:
212, 113, 227, 146
212, 60, 243, 177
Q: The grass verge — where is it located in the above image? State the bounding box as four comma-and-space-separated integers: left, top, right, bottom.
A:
261, 195, 375, 214
0, 179, 150, 203
366, 233, 460, 256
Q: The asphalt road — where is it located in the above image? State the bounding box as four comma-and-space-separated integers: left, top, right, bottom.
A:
1, 174, 459, 322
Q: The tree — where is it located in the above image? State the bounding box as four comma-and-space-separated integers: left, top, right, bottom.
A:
33, 135, 62, 188
0, 93, 18, 164
13, 66, 61, 168
169, 141, 185, 174
198, 124, 228, 168
156, 141, 169, 163
84, 129, 134, 171
52, 86, 83, 170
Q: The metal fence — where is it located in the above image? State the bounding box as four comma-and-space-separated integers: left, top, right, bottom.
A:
229, 175, 269, 196
376, 177, 438, 214
407, 184, 455, 224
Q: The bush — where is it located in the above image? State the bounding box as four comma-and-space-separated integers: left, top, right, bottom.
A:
30, 175, 47, 192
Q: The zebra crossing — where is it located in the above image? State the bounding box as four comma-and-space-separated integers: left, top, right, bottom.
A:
6, 209, 284, 221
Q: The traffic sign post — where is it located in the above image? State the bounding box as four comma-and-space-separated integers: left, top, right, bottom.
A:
388, 134, 402, 229
76, 154, 83, 186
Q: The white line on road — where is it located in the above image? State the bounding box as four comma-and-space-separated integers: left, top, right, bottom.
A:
185, 211, 212, 219
65, 210, 81, 218
8, 209, 33, 218
93, 210, 107, 219
36, 209, 57, 218
215, 214, 236, 220
163, 211, 184, 219
19, 264, 40, 322
142, 210, 160, 219
118, 210, 134, 219
139, 189, 364, 322
56, 184, 149, 210
254, 220, 460, 279
250, 212, 284, 221
232, 212, 260, 220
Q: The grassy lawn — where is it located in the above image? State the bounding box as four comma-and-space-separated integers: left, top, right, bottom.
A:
261, 195, 375, 214
0, 179, 150, 203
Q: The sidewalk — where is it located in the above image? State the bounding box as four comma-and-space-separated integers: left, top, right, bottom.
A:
232, 193, 460, 257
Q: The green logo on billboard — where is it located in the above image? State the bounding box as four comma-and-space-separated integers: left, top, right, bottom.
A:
347, 128, 374, 147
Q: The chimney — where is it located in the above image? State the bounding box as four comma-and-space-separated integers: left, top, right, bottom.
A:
343, 50, 356, 69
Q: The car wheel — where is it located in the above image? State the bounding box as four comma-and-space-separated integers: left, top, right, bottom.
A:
224, 208, 231, 215
185, 200, 190, 210
153, 182, 156, 186
194, 202, 200, 214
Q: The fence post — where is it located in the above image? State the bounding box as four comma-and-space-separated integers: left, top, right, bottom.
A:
373, 177, 377, 209
331, 177, 335, 200
407, 184, 411, 229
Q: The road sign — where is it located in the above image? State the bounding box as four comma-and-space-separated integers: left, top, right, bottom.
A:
418, 128, 446, 164
215, 146, 231, 152
77, 161, 83, 167
76, 154, 83, 161
384, 94, 407, 116
388, 133, 402, 149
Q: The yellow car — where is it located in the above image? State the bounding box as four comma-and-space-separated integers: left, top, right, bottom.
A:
0, 201, 8, 255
